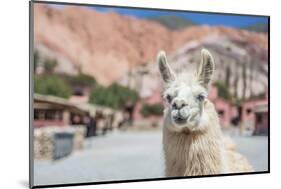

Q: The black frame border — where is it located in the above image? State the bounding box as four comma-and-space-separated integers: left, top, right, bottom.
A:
29, 0, 270, 188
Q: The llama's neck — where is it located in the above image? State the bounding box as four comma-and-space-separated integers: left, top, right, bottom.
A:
163, 101, 227, 176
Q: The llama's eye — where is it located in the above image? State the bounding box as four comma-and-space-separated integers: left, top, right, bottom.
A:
197, 94, 205, 102
166, 95, 173, 103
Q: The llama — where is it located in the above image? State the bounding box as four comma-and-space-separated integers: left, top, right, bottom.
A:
157, 49, 252, 177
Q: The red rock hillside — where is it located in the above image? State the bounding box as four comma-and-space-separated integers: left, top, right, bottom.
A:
34, 4, 268, 85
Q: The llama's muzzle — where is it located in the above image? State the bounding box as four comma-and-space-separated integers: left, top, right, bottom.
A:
171, 106, 201, 126
171, 106, 189, 124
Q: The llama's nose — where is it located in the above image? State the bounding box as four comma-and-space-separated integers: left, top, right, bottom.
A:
172, 99, 188, 109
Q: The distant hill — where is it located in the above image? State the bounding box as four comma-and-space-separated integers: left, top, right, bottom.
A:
119, 36, 268, 100
148, 15, 195, 30
34, 4, 268, 86
243, 22, 268, 33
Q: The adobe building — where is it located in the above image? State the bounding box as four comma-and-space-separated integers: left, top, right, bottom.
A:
33, 94, 88, 127
208, 86, 238, 127
253, 103, 268, 135
241, 93, 268, 135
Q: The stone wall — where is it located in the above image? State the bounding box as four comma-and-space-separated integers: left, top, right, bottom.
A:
33, 126, 86, 160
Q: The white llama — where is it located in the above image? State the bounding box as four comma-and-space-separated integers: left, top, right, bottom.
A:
157, 49, 253, 177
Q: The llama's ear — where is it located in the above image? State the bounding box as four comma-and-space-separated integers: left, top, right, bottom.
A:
196, 49, 215, 89
157, 51, 176, 84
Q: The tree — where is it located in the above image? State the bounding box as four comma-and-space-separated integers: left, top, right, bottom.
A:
89, 83, 139, 110
33, 50, 39, 72
225, 65, 231, 87
213, 81, 232, 101
242, 62, 247, 100
141, 103, 164, 117
44, 58, 57, 73
233, 73, 240, 105
63, 73, 96, 88
34, 75, 72, 98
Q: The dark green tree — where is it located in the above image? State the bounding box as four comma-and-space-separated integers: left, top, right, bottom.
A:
34, 75, 72, 98
242, 63, 247, 101
34, 50, 39, 72
89, 83, 139, 110
63, 73, 96, 88
225, 65, 231, 87
44, 58, 57, 73
233, 73, 240, 104
141, 103, 164, 117
214, 81, 232, 101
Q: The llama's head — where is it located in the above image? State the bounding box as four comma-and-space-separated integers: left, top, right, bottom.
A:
158, 49, 215, 132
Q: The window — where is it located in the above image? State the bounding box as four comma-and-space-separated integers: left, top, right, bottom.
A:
34, 110, 45, 120
44, 110, 63, 120
246, 108, 252, 114
256, 113, 263, 124
34, 110, 39, 120
45, 110, 54, 120
218, 110, 225, 118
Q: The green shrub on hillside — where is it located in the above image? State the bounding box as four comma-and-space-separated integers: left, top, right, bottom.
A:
44, 58, 57, 73
213, 81, 232, 101
141, 103, 164, 117
33, 51, 57, 74
89, 83, 139, 110
63, 73, 96, 88
33, 51, 39, 72
34, 75, 72, 98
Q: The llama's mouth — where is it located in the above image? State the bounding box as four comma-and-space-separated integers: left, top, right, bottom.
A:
173, 116, 188, 125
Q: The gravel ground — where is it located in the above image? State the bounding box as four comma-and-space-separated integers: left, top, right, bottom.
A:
227, 134, 268, 172
33, 130, 268, 186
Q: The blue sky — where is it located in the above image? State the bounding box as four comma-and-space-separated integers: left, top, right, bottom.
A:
93, 7, 268, 28
50, 4, 268, 28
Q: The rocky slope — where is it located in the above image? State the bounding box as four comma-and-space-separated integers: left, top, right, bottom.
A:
119, 36, 268, 100
34, 4, 268, 86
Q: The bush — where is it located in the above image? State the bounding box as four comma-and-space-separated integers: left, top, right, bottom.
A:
141, 103, 164, 117
34, 50, 39, 72
74, 73, 96, 87
44, 58, 57, 73
34, 75, 72, 98
63, 73, 96, 88
248, 92, 266, 101
89, 83, 139, 110
213, 81, 232, 101
33, 51, 58, 74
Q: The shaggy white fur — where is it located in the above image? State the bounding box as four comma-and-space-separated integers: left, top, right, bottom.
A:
158, 49, 253, 177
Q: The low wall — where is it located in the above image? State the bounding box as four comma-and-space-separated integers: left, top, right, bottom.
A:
34, 126, 86, 160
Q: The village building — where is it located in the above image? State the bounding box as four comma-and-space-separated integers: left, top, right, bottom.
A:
133, 89, 162, 123
33, 94, 90, 160
34, 93, 120, 135
208, 86, 238, 127
33, 94, 89, 128
241, 93, 268, 135
33, 93, 120, 160
253, 103, 268, 135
